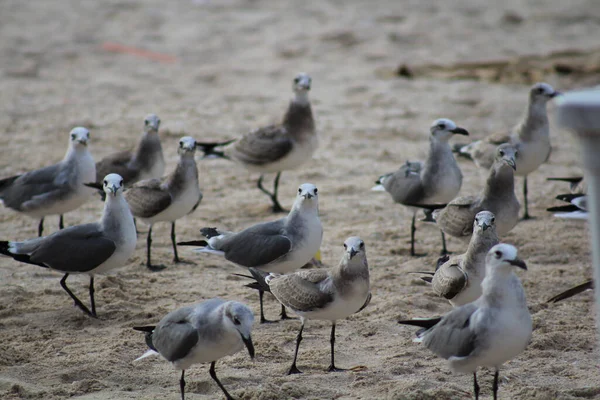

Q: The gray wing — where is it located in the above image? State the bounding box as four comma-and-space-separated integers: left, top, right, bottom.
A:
153, 306, 199, 362
217, 220, 292, 268
26, 223, 116, 272
95, 150, 140, 184
422, 303, 480, 359
459, 140, 498, 170
269, 269, 333, 312
230, 125, 293, 165
435, 196, 480, 238
125, 179, 172, 218
0, 164, 72, 211
431, 257, 467, 300
380, 162, 425, 204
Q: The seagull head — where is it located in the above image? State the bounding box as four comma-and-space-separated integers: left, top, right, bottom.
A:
430, 118, 469, 141
103, 173, 124, 197
224, 302, 255, 359
530, 82, 561, 103
474, 210, 495, 232
486, 243, 527, 274
496, 143, 517, 171
69, 127, 90, 148
144, 114, 161, 133
178, 136, 197, 156
343, 236, 366, 261
293, 73, 312, 92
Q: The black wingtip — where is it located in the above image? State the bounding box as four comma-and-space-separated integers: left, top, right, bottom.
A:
200, 227, 220, 239
556, 193, 584, 203
133, 326, 157, 352
547, 204, 581, 213
547, 280, 593, 303
547, 177, 583, 184
0, 241, 10, 256
436, 254, 450, 271
420, 276, 433, 284
398, 317, 442, 329
133, 325, 155, 332
177, 240, 208, 247
406, 203, 447, 210
196, 139, 236, 159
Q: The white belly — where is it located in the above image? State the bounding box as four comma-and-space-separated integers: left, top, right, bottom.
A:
173, 332, 243, 370
450, 274, 483, 307
298, 283, 369, 321
92, 210, 137, 275
243, 133, 318, 173
514, 136, 550, 177
478, 312, 532, 368
141, 184, 201, 225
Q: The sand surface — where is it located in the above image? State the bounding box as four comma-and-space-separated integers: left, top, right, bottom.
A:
1, 0, 600, 399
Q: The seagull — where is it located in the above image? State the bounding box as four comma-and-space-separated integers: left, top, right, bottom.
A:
178, 183, 322, 323
248, 237, 371, 374
428, 144, 520, 240
417, 211, 499, 307
372, 118, 468, 256
547, 279, 593, 303
399, 243, 532, 400
196, 73, 317, 213
457, 82, 560, 220
133, 298, 255, 400
0, 174, 136, 317
0, 127, 96, 237
547, 193, 588, 220
124, 136, 202, 271
95, 114, 165, 187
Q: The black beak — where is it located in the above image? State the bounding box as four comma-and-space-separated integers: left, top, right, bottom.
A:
241, 334, 255, 359
508, 258, 527, 270
549, 91, 561, 98
303, 193, 313, 199
450, 127, 469, 136
349, 248, 358, 259
481, 222, 490, 231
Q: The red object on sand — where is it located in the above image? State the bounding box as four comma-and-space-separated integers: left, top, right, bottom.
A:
101, 42, 177, 64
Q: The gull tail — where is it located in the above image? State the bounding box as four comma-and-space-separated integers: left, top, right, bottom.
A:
398, 317, 443, 338
177, 240, 209, 247
452, 142, 472, 159
547, 280, 593, 303
134, 349, 159, 362
246, 268, 272, 292
0, 175, 20, 194
547, 176, 583, 184
547, 204, 580, 213
196, 139, 236, 160
0, 241, 46, 268
84, 182, 107, 201
407, 271, 435, 284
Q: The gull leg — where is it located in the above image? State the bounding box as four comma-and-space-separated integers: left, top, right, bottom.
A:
440, 230, 451, 255
258, 290, 274, 324
328, 322, 346, 372
280, 304, 294, 320
89, 276, 96, 317
473, 372, 480, 400
410, 212, 417, 256
134, 218, 139, 235
59, 214, 64, 230
522, 177, 533, 220
179, 370, 186, 400
287, 320, 305, 374
270, 172, 285, 213
146, 225, 166, 272
59, 273, 95, 317
171, 222, 180, 263
38, 218, 44, 237
493, 369, 499, 400
209, 361, 234, 400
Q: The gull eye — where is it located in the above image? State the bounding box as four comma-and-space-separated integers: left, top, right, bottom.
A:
495, 250, 502, 258
233, 317, 241, 326
491, 217, 495, 223
120, 180, 123, 186
438, 123, 446, 130
313, 188, 318, 195
514, 151, 519, 157
144, 120, 149, 125
343, 243, 347, 249
71, 134, 76, 140
179, 141, 184, 148
157, 119, 161, 124
294, 77, 300, 84
499, 149, 505, 156
103, 180, 107, 185
536, 87, 545, 94
298, 188, 302, 194
359, 242, 364, 249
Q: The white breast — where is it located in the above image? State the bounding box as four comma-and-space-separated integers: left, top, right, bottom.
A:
243, 132, 318, 174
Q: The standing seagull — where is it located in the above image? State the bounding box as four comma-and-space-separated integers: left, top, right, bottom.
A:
0, 127, 96, 236
399, 244, 532, 400
196, 73, 317, 213
373, 118, 469, 256
432, 144, 520, 239
252, 237, 371, 374
0, 174, 136, 317
457, 82, 560, 219
133, 299, 255, 400
124, 136, 202, 271
95, 113, 165, 186
178, 183, 322, 323
417, 211, 499, 307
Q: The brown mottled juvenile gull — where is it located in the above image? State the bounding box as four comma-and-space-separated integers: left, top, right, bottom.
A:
133, 298, 255, 400
178, 183, 322, 323
196, 73, 317, 213
249, 237, 370, 374
124, 136, 202, 271
457, 82, 560, 219
399, 244, 532, 400
433, 144, 520, 239
418, 211, 499, 307
0, 127, 96, 236
95, 114, 165, 186
372, 118, 469, 256
0, 174, 136, 317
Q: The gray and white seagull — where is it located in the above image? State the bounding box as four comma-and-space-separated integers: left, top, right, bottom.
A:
0, 174, 136, 317
134, 298, 255, 400
179, 183, 322, 323
196, 73, 317, 213
0, 127, 96, 236
457, 82, 560, 219
399, 243, 532, 400
373, 118, 468, 256
124, 136, 203, 271
95, 113, 165, 187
